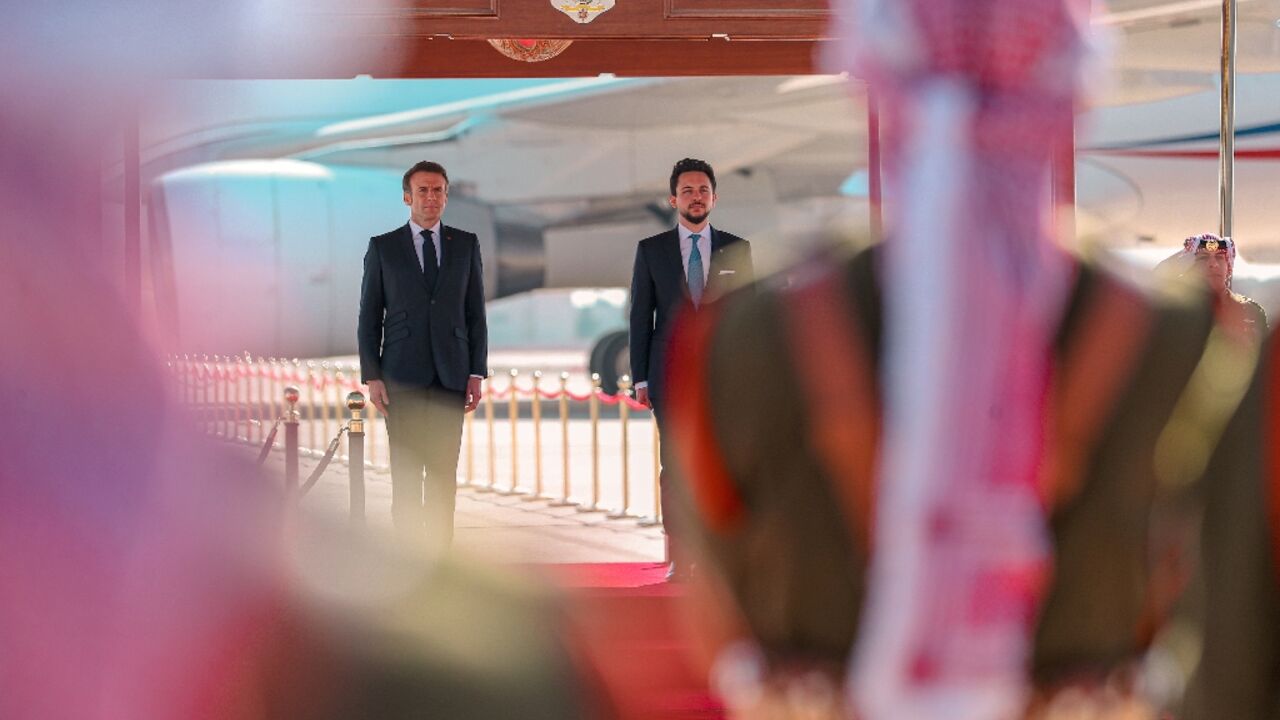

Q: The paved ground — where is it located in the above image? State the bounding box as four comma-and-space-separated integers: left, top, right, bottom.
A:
246, 441, 667, 564
188, 347, 667, 564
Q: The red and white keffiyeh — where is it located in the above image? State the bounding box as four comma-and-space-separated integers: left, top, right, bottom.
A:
825, 2, 1096, 718
1171, 232, 1237, 288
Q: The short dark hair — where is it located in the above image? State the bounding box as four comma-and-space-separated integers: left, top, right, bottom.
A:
669, 158, 716, 196
402, 161, 449, 193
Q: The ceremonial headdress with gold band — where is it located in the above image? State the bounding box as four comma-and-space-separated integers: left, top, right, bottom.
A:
1184, 232, 1237, 288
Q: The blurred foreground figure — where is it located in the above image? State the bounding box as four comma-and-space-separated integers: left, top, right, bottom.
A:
0, 5, 597, 719
1179, 330, 1279, 720
0, 156, 598, 720
665, 0, 1260, 717
667, 244, 1256, 719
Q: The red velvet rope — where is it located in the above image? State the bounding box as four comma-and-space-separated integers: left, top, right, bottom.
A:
507, 381, 536, 397
477, 383, 648, 409
593, 390, 649, 411
625, 396, 649, 411
183, 356, 657, 412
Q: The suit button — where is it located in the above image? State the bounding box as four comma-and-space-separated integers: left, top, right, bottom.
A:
431, 300, 436, 305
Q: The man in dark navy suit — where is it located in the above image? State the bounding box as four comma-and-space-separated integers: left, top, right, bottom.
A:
629, 158, 754, 580
359, 161, 487, 545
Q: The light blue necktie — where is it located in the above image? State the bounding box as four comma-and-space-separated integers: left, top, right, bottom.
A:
687, 233, 705, 307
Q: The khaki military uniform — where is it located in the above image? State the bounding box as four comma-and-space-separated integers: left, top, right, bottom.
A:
666, 245, 1235, 698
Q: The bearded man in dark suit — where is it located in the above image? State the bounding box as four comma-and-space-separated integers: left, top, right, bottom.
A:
629, 157, 754, 580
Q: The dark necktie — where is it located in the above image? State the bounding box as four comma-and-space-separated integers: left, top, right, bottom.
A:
421, 228, 439, 289
688, 233, 705, 307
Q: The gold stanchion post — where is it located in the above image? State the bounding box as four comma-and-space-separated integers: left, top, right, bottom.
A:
243, 356, 252, 440
609, 375, 632, 519
578, 373, 602, 512
207, 355, 216, 436
192, 355, 202, 416
347, 391, 366, 524
234, 356, 246, 441
504, 368, 520, 494
334, 362, 349, 464
191, 355, 200, 418
181, 354, 189, 405
278, 358, 288, 437
524, 371, 544, 500
640, 414, 663, 527
211, 356, 223, 437
165, 355, 175, 412
368, 398, 382, 470
206, 356, 217, 436
219, 356, 231, 438
255, 357, 267, 442
306, 361, 318, 451
263, 358, 273, 428
548, 372, 575, 507
201, 355, 213, 434
284, 385, 300, 491
481, 369, 496, 492
464, 395, 475, 487
324, 362, 336, 448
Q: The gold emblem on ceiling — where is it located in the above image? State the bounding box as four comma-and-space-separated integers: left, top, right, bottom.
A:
552, 0, 615, 24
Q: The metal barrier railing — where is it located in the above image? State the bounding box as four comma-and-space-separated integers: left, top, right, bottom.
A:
168, 355, 663, 525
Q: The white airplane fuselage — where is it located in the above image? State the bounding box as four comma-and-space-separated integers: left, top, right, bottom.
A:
148, 75, 1280, 360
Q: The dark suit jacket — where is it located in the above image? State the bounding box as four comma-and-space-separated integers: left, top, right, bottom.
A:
629, 226, 753, 408
358, 223, 487, 392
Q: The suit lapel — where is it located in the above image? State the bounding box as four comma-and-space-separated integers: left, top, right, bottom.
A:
661, 229, 690, 301
434, 225, 463, 299
706, 227, 726, 297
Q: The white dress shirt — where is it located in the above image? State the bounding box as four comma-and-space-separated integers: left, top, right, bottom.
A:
678, 222, 712, 288
408, 219, 443, 271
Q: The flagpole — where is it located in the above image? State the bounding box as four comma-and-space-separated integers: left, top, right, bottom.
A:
1219, 0, 1237, 238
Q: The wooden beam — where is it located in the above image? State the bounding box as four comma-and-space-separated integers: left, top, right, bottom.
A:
313, 0, 831, 40
198, 38, 831, 78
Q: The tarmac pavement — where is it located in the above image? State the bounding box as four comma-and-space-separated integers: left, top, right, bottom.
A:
245, 440, 667, 564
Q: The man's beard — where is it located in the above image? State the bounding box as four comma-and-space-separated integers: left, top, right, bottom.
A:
680, 207, 708, 225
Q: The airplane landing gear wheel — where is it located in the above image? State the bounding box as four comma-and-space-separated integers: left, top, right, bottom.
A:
589, 331, 630, 396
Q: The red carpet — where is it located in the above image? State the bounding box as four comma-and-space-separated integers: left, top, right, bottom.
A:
545, 561, 673, 589
543, 563, 726, 719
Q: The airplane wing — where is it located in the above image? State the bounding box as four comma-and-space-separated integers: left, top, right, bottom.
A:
292, 75, 869, 207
